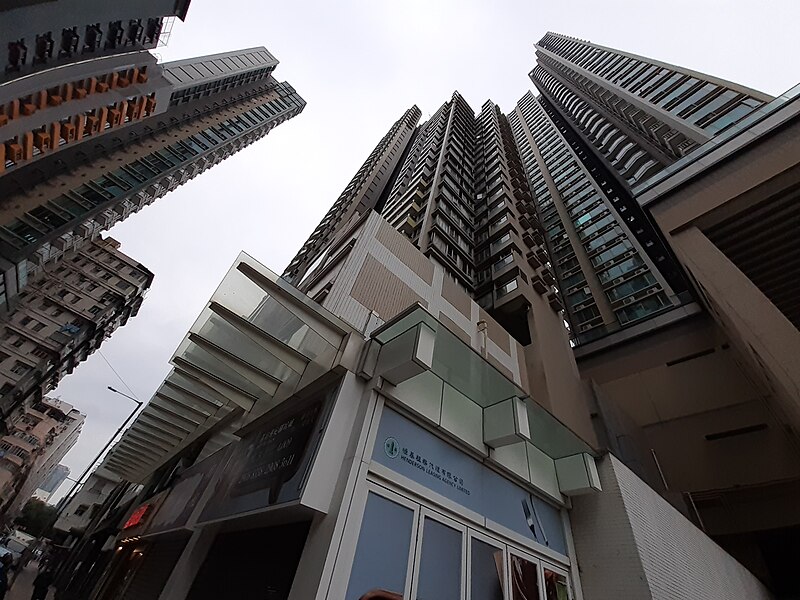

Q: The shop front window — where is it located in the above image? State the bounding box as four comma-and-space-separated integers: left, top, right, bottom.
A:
471, 537, 505, 600
415, 516, 462, 600
544, 569, 569, 600
346, 492, 414, 600
343, 486, 574, 600
510, 554, 540, 600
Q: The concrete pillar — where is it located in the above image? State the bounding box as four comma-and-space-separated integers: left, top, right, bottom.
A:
157, 525, 220, 600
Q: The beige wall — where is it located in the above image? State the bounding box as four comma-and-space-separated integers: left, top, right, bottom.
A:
578, 316, 800, 500
643, 108, 800, 438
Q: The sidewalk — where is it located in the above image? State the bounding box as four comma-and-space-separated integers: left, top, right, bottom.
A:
7, 561, 54, 600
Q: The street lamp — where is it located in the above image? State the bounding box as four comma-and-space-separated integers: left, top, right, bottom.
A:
55, 386, 143, 518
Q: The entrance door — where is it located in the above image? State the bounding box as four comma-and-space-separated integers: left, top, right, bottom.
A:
186, 521, 310, 600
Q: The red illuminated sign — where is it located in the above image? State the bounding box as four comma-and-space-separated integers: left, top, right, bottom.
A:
123, 504, 151, 529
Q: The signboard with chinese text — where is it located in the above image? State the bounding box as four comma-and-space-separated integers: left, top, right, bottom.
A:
372, 408, 567, 555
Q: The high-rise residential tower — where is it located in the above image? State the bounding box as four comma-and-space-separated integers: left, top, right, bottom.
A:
532, 31, 773, 187
509, 92, 687, 341
0, 47, 305, 313
284, 106, 421, 284
379, 93, 562, 345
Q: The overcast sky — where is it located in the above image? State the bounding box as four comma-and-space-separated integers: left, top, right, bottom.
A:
47, 0, 800, 503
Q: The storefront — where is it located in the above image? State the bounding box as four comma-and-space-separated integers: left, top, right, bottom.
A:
79, 233, 775, 600
334, 403, 574, 600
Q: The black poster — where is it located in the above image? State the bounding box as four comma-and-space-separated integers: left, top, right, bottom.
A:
198, 383, 337, 523
231, 401, 322, 501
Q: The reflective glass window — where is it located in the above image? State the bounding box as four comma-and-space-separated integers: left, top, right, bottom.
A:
345, 493, 414, 600
544, 569, 569, 600
416, 518, 462, 600
510, 555, 540, 600
471, 538, 504, 600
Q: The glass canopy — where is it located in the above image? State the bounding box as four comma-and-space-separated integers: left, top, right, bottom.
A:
101, 252, 352, 483
372, 305, 596, 459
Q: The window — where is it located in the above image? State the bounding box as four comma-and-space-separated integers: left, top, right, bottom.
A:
32, 322, 45, 332
510, 554, 540, 600
73, 504, 89, 517
471, 537, 504, 600
10, 361, 33, 375
345, 492, 415, 599
89, 306, 102, 315
496, 279, 519, 297
544, 569, 569, 600
31, 347, 50, 360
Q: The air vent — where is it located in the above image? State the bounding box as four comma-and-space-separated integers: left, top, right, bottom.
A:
705, 423, 767, 441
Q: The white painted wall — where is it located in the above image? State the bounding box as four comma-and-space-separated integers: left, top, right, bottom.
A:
570, 454, 772, 600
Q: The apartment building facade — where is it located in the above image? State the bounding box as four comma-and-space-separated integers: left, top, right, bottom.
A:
0, 236, 152, 432
0, 396, 84, 518
1, 45, 305, 313
532, 31, 773, 187
1, 0, 190, 85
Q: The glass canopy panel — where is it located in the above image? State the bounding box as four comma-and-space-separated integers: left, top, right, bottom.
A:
431, 325, 520, 409
209, 260, 337, 362
155, 386, 214, 419
174, 339, 267, 400
164, 371, 226, 408
194, 309, 301, 381
373, 306, 596, 459
373, 306, 521, 408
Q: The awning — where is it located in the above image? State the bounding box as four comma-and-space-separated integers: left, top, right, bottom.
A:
101, 252, 354, 483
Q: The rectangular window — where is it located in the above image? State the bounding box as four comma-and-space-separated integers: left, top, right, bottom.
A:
510, 554, 540, 600
470, 537, 504, 600
10, 361, 32, 375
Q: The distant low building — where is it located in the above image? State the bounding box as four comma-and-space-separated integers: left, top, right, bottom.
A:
31, 463, 70, 502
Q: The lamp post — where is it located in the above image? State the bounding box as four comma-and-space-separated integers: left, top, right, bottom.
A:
55, 387, 143, 518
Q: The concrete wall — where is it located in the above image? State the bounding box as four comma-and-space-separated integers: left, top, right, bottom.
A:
570, 454, 772, 600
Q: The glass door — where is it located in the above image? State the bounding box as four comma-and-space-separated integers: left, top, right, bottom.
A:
410, 508, 466, 600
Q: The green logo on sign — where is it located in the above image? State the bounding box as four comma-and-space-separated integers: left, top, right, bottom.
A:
384, 437, 399, 459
